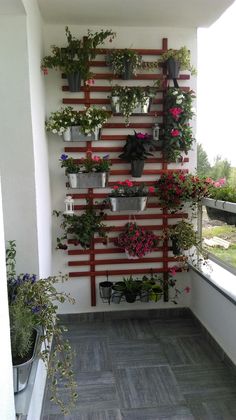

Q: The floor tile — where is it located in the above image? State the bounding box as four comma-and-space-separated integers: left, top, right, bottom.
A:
189, 399, 236, 420
109, 339, 167, 368
173, 365, 236, 403
161, 335, 222, 366
149, 318, 201, 338
115, 365, 185, 409
121, 405, 195, 419
69, 337, 111, 372
109, 319, 155, 340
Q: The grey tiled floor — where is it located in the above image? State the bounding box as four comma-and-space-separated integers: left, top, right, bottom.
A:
41, 313, 236, 420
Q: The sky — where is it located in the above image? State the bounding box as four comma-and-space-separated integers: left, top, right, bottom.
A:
197, 1, 236, 166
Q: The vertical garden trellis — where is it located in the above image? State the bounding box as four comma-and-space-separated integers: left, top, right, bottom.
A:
61, 38, 191, 306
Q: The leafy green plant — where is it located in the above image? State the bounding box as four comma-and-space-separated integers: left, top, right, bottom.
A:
59, 154, 81, 174
158, 46, 196, 75
45, 106, 80, 136
81, 154, 112, 172
79, 106, 111, 135
110, 84, 159, 125
119, 131, 157, 162
54, 205, 107, 250
209, 183, 236, 203
109, 179, 151, 197
41, 26, 116, 80
6, 241, 77, 414
168, 220, 199, 251
106, 49, 156, 78
162, 88, 196, 162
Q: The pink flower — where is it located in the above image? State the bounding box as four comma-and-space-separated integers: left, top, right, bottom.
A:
113, 185, 119, 190
92, 156, 100, 162
218, 178, 226, 186
85, 79, 95, 86
148, 186, 155, 193
214, 181, 221, 187
171, 129, 180, 137
206, 177, 214, 184
184, 286, 191, 294
169, 107, 183, 119
42, 67, 48, 75
169, 267, 177, 276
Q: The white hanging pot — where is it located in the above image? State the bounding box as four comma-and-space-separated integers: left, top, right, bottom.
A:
63, 127, 72, 142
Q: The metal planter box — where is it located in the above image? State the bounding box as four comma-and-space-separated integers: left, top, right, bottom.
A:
109, 196, 147, 212
202, 198, 236, 225
68, 172, 108, 189
63, 126, 100, 141
13, 328, 40, 393
111, 96, 151, 114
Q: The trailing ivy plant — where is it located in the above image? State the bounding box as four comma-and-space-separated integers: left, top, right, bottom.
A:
6, 241, 78, 414
54, 204, 108, 250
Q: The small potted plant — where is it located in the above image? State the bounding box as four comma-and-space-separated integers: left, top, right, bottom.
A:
168, 220, 199, 256
54, 204, 107, 250
45, 106, 80, 141
162, 87, 196, 162
115, 222, 158, 259
118, 276, 142, 303
6, 241, 77, 414
60, 153, 111, 189
41, 26, 116, 91
78, 106, 111, 140
109, 180, 152, 211
59, 154, 81, 188
203, 178, 236, 225
110, 84, 158, 125
119, 131, 157, 177
158, 46, 196, 86
107, 49, 142, 79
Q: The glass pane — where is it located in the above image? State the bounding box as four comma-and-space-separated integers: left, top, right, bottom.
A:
202, 206, 236, 269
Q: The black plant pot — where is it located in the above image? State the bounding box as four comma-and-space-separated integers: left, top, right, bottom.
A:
125, 292, 137, 303
122, 59, 134, 80
206, 207, 236, 226
67, 72, 81, 92
99, 281, 113, 300
171, 236, 181, 256
131, 160, 145, 177
166, 58, 180, 87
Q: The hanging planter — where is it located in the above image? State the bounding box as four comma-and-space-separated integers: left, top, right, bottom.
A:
109, 196, 147, 212
111, 282, 124, 304
171, 235, 182, 256
13, 328, 40, 393
68, 173, 78, 188
131, 160, 145, 177
111, 96, 151, 115
70, 126, 100, 141
77, 172, 109, 189
67, 71, 81, 92
99, 281, 113, 300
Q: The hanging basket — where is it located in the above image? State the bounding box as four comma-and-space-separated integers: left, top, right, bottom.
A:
166, 58, 180, 79
109, 196, 148, 212
131, 160, 145, 177
67, 71, 81, 92
171, 236, 182, 256
111, 97, 151, 115
70, 126, 101, 141
99, 281, 113, 300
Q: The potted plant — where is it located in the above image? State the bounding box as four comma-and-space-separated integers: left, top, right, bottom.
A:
109, 179, 152, 211
41, 26, 116, 91
59, 154, 81, 188
158, 46, 196, 86
203, 178, 236, 225
115, 222, 158, 258
54, 204, 107, 250
106, 49, 156, 79
45, 106, 80, 141
78, 106, 111, 140
99, 280, 113, 301
155, 172, 212, 211
118, 276, 142, 303
168, 220, 200, 255
60, 153, 111, 189
162, 88, 196, 162
6, 241, 77, 414
110, 84, 158, 125
119, 131, 158, 177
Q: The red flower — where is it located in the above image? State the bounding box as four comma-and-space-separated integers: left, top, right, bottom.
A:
171, 129, 180, 137
113, 185, 119, 190
85, 78, 95, 86
148, 186, 155, 193
184, 286, 191, 294
169, 107, 183, 119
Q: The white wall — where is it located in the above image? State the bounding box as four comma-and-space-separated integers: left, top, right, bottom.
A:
0, 177, 15, 420
190, 269, 236, 364
43, 24, 197, 313
22, 0, 52, 277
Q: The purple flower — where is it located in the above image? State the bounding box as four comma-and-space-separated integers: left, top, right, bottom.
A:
60, 154, 68, 161
103, 154, 109, 160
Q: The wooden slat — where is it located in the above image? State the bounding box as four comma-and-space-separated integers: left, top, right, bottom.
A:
69, 267, 166, 277
68, 256, 182, 266
62, 98, 163, 105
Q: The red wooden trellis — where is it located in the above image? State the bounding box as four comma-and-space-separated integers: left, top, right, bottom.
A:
61, 38, 190, 306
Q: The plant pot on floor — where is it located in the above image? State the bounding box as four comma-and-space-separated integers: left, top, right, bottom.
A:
111, 282, 124, 304
67, 72, 81, 92
99, 281, 113, 300
13, 327, 40, 393
109, 196, 147, 212
131, 160, 145, 177
124, 292, 137, 303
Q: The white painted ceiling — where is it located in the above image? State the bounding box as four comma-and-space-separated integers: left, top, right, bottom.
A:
37, 0, 235, 28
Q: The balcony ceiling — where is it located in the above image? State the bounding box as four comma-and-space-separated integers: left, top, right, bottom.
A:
37, 0, 234, 27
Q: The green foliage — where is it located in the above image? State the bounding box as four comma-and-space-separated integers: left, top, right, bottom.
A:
6, 240, 16, 279
107, 49, 156, 77
54, 205, 107, 250
169, 220, 199, 251
109, 180, 149, 197
111, 84, 159, 125
81, 154, 111, 172
41, 26, 116, 80
79, 106, 110, 134
119, 131, 157, 161
210, 155, 231, 181
158, 46, 196, 75
209, 185, 236, 203
45, 106, 80, 136
9, 300, 35, 361
162, 88, 195, 162
59, 154, 81, 174
197, 143, 211, 177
